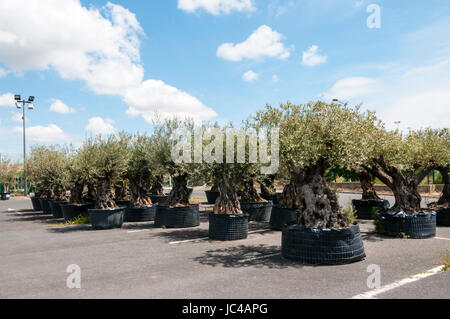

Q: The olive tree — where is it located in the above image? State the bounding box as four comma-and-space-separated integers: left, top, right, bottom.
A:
153, 118, 201, 206
429, 129, 450, 206
28, 145, 69, 201
362, 127, 449, 213
86, 134, 130, 209
253, 101, 380, 228
0, 158, 20, 193
127, 134, 157, 206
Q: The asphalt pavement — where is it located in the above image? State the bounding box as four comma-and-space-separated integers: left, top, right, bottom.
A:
0, 191, 448, 299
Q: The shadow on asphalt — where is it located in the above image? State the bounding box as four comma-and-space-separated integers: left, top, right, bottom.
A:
6, 213, 62, 224
194, 244, 304, 269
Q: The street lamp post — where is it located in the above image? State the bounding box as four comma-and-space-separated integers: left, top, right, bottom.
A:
14, 94, 35, 196
332, 98, 348, 107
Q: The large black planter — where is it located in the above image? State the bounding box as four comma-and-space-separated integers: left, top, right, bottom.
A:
209, 213, 249, 241
240, 201, 273, 222
149, 194, 169, 205
436, 207, 450, 226
270, 205, 299, 230
282, 224, 366, 265
154, 204, 200, 228
31, 197, 42, 211
89, 207, 125, 230
352, 199, 390, 220
39, 198, 52, 214
0, 192, 11, 200
261, 193, 281, 206
49, 200, 64, 218
376, 210, 437, 239
116, 200, 131, 207
205, 190, 220, 205
61, 204, 90, 222
124, 204, 158, 222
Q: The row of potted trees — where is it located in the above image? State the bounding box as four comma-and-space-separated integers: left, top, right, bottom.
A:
26, 101, 449, 265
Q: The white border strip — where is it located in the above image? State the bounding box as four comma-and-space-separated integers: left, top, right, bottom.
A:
352, 265, 445, 299
435, 237, 450, 241
237, 253, 281, 263
168, 229, 273, 244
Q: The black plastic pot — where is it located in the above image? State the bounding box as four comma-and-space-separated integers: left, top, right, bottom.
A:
124, 204, 158, 222
209, 213, 249, 241
154, 204, 200, 228
49, 200, 64, 218
261, 193, 281, 206
0, 192, 11, 200
282, 224, 366, 265
39, 198, 52, 214
60, 204, 89, 222
436, 207, 450, 226
149, 194, 169, 205
376, 210, 437, 239
31, 197, 42, 211
270, 205, 299, 230
240, 201, 273, 222
205, 190, 220, 205
89, 207, 125, 230
116, 200, 131, 207
352, 199, 390, 220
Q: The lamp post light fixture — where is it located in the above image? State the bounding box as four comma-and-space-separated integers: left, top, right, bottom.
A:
332, 98, 348, 107
14, 94, 35, 196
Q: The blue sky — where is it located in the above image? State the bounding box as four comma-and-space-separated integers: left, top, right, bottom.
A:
0, 0, 449, 161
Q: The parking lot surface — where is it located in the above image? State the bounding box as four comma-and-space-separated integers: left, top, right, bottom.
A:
0, 192, 448, 299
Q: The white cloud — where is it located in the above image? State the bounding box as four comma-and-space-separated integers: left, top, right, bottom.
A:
124, 80, 218, 123
13, 124, 69, 143
268, 1, 295, 18
85, 117, 117, 135
0, 93, 14, 107
178, 0, 255, 15
272, 74, 280, 83
302, 45, 327, 67
0, 0, 144, 95
323, 77, 381, 100
11, 112, 22, 123
217, 25, 290, 62
380, 90, 450, 131
242, 70, 259, 83
49, 99, 76, 114
0, 68, 7, 77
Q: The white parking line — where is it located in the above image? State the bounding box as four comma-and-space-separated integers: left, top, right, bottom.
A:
351, 265, 446, 299
237, 253, 281, 263
168, 229, 274, 245
127, 229, 150, 233
435, 237, 450, 241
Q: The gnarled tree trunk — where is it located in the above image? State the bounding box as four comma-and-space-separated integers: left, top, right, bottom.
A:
87, 183, 97, 199
358, 171, 380, 200
130, 175, 152, 206
167, 173, 190, 206
437, 165, 450, 205
54, 187, 67, 202
260, 174, 276, 197
150, 175, 165, 195
214, 171, 242, 215
280, 161, 348, 229
362, 157, 431, 214
70, 182, 84, 205
240, 178, 266, 203
297, 163, 347, 229
95, 179, 116, 209
114, 181, 129, 202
